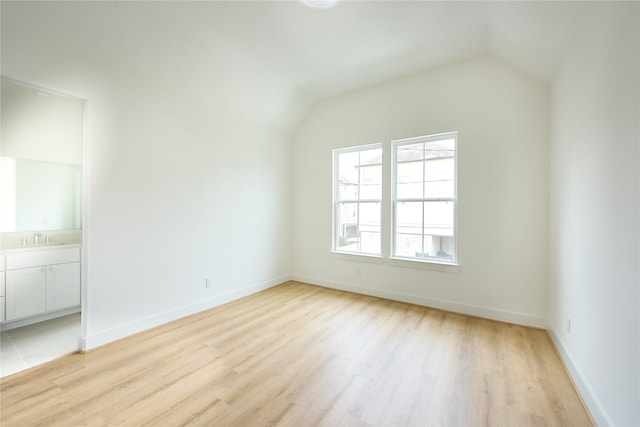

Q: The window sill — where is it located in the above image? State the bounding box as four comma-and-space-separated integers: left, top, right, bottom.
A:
330, 251, 461, 272
330, 251, 385, 264
388, 257, 462, 272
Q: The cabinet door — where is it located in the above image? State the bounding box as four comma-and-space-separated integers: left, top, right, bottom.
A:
5, 267, 47, 321
46, 262, 80, 311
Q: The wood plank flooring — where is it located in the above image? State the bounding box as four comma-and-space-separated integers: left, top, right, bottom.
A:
0, 281, 592, 426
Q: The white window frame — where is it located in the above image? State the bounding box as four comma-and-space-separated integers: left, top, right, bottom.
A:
332, 143, 383, 257
331, 132, 460, 271
391, 132, 458, 265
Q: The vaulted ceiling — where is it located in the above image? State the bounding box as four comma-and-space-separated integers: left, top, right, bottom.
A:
202, 0, 592, 97
1, 1, 594, 131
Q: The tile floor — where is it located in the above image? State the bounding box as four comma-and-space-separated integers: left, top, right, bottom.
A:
0, 313, 80, 377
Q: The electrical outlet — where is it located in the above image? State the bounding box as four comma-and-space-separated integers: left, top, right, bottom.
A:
205, 277, 213, 288
566, 317, 571, 334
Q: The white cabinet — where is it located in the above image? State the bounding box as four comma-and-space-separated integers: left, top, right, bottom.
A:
0, 255, 5, 322
3, 247, 80, 322
6, 267, 47, 321
46, 262, 81, 311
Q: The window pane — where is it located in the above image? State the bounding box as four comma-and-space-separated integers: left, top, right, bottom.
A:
359, 202, 381, 254
359, 148, 382, 200
423, 201, 454, 236
360, 148, 382, 166
422, 235, 455, 261
337, 151, 358, 201
395, 233, 421, 258
394, 201, 454, 259
396, 161, 423, 199
396, 143, 424, 162
425, 138, 454, 158
424, 157, 454, 198
336, 201, 382, 255
396, 143, 424, 199
359, 163, 381, 199
395, 202, 422, 256
337, 202, 358, 251
396, 202, 422, 235
422, 201, 454, 260
337, 148, 382, 201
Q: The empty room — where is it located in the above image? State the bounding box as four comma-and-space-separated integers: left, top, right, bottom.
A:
0, 1, 638, 426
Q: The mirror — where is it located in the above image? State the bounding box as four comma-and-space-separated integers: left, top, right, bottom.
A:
0, 157, 82, 232
0, 77, 84, 232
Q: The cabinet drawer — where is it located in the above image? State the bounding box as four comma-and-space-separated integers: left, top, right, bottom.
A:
0, 254, 5, 271
6, 248, 80, 270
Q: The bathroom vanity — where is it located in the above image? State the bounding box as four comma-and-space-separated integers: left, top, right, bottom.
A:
0, 244, 81, 327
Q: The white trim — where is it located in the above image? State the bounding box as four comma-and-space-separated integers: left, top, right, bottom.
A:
388, 257, 462, 272
392, 131, 459, 145
547, 329, 610, 427
333, 142, 383, 155
291, 274, 546, 328
391, 131, 458, 263
332, 143, 383, 256
1, 306, 80, 331
329, 251, 460, 271
81, 274, 289, 351
1, 76, 84, 101
330, 251, 384, 264
80, 95, 89, 354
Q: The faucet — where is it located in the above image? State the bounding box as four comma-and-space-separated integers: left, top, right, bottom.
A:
34, 233, 42, 244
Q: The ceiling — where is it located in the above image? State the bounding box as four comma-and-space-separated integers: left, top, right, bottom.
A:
2, 1, 593, 93
165, 0, 592, 98
1, 1, 594, 132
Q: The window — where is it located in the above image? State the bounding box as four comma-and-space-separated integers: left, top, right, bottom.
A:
393, 132, 457, 263
333, 144, 382, 256
332, 132, 457, 266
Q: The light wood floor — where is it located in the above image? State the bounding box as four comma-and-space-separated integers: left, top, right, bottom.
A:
1, 281, 592, 426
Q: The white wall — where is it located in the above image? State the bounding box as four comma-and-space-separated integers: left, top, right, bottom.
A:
292, 57, 550, 327
4, 3, 637, 422
549, 3, 640, 426
1, 2, 296, 348
1, 78, 84, 165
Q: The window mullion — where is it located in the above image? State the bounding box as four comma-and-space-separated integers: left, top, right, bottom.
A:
396, 197, 455, 203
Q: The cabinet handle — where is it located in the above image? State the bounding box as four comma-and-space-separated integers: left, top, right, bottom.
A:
41, 267, 45, 273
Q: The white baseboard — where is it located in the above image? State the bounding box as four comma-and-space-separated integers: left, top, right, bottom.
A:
547, 329, 610, 427
291, 274, 547, 328
1, 306, 81, 332
80, 273, 609, 426
81, 275, 290, 351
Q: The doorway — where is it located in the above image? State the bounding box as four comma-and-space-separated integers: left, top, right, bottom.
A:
0, 77, 86, 376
